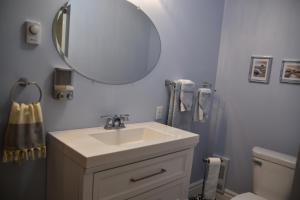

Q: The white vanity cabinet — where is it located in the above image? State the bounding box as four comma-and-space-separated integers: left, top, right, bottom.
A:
47, 122, 199, 200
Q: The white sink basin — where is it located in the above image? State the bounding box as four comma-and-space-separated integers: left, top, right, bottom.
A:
48, 122, 199, 168
90, 128, 174, 146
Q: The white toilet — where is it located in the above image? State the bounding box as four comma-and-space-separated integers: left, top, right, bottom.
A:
232, 147, 297, 200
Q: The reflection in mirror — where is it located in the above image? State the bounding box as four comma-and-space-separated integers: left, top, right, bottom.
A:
55, 4, 71, 56
53, 0, 161, 84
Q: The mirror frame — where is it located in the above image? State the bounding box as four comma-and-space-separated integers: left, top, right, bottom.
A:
52, 1, 161, 85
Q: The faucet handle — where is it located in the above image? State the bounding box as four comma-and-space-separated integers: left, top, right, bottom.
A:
100, 115, 114, 129
100, 115, 113, 119
118, 114, 129, 128
120, 114, 130, 121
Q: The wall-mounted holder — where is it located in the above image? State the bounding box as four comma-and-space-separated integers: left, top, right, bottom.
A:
165, 79, 216, 92
10, 78, 43, 103
53, 68, 74, 100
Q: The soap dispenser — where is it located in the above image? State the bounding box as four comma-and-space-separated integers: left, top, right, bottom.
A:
53, 68, 74, 100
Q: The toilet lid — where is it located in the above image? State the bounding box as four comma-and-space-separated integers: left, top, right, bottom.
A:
231, 192, 267, 200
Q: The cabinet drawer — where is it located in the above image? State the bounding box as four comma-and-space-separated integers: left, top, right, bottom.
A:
128, 179, 186, 200
93, 150, 191, 200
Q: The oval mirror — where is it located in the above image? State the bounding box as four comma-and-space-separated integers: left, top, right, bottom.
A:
53, 0, 161, 84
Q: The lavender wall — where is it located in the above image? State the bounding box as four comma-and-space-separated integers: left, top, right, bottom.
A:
0, 0, 224, 199
213, 0, 300, 194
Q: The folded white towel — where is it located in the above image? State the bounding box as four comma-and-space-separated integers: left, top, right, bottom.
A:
194, 88, 212, 122
178, 79, 195, 112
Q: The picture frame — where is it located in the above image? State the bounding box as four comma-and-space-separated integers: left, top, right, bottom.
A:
249, 56, 273, 84
280, 60, 300, 84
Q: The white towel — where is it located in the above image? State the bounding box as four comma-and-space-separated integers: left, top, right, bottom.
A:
194, 88, 212, 122
167, 80, 194, 131
178, 79, 195, 112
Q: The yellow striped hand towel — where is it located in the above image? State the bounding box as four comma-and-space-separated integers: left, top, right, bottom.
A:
2, 102, 46, 163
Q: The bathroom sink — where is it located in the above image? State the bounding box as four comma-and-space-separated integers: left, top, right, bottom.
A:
48, 122, 199, 168
90, 128, 174, 146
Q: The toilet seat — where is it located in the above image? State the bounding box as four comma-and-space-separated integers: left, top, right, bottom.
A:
231, 192, 267, 200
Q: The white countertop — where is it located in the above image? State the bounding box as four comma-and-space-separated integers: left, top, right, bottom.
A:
48, 122, 199, 169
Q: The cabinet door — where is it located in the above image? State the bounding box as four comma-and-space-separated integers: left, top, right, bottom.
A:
128, 180, 186, 200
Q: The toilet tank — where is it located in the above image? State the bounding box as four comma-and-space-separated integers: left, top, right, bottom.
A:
252, 147, 297, 200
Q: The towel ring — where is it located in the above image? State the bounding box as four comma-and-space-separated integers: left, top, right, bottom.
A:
10, 78, 43, 103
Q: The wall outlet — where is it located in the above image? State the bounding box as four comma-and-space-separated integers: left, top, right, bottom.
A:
155, 106, 164, 120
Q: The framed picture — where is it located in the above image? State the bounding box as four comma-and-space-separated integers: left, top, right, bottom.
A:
280, 60, 300, 84
249, 56, 273, 84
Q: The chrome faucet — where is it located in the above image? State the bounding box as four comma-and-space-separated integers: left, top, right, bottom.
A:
101, 114, 129, 130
